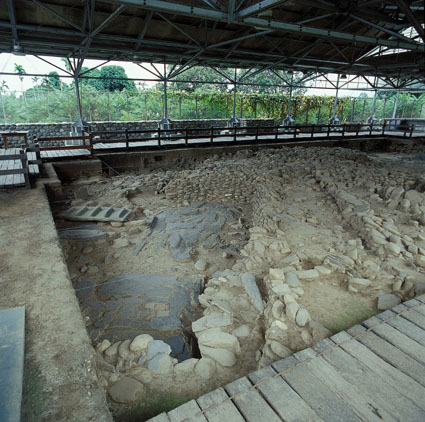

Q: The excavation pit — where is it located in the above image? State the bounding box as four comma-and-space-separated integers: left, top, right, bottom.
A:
51, 144, 425, 420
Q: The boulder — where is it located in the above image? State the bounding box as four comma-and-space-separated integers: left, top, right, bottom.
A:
377, 294, 401, 310
195, 358, 216, 378
174, 358, 198, 375
130, 334, 154, 352
192, 313, 232, 333
241, 272, 264, 313
198, 329, 240, 353
295, 308, 311, 327
146, 354, 173, 374
108, 377, 144, 404
269, 341, 292, 358
199, 345, 237, 367
286, 302, 299, 321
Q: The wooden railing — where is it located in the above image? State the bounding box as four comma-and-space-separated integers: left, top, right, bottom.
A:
33, 134, 94, 155
89, 121, 415, 150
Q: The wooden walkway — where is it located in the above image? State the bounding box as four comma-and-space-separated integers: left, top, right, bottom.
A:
37, 129, 425, 161
0, 148, 40, 188
148, 295, 425, 422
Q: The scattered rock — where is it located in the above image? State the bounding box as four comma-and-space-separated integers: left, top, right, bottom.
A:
295, 308, 311, 327
195, 259, 208, 271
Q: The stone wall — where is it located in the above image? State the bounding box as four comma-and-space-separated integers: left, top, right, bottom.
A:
0, 118, 275, 147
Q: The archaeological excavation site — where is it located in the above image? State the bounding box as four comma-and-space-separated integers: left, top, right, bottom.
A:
1, 1, 425, 422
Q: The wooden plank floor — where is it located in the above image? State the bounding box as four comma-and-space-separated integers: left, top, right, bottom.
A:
0, 148, 25, 188
147, 295, 425, 421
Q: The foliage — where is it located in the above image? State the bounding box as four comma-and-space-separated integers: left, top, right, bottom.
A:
1, 82, 424, 124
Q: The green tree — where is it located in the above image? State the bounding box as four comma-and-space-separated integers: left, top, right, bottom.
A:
14, 63, 29, 122
96, 66, 136, 92
0, 80, 8, 122
42, 72, 62, 90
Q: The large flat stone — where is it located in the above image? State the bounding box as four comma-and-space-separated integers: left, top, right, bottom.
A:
241, 272, 264, 313
0, 306, 25, 422
98, 274, 176, 297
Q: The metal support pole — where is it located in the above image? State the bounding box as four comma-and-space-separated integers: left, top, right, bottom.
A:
392, 93, 399, 118
367, 90, 378, 124
228, 68, 239, 127
329, 74, 340, 125
283, 73, 295, 126
72, 75, 87, 134
159, 78, 171, 129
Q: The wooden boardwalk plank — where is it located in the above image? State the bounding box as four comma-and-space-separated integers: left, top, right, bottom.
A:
293, 348, 396, 421
331, 331, 425, 411
376, 310, 425, 346
167, 399, 206, 422
392, 303, 425, 329
196, 387, 244, 422
412, 304, 425, 316
248, 365, 323, 422
272, 355, 362, 422
313, 338, 425, 421
224, 376, 281, 422
363, 316, 425, 364
347, 324, 425, 387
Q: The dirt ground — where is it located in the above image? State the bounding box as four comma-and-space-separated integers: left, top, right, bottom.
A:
3, 143, 425, 422
0, 187, 111, 421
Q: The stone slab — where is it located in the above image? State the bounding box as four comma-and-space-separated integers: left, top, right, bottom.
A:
61, 206, 132, 222
0, 306, 25, 422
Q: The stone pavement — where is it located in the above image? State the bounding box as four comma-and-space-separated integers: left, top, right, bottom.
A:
151, 201, 241, 260
77, 274, 202, 360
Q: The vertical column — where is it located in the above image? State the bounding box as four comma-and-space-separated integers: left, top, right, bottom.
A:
72, 75, 86, 134
392, 92, 399, 118
228, 68, 239, 127
283, 73, 295, 126
329, 74, 340, 124
367, 90, 378, 123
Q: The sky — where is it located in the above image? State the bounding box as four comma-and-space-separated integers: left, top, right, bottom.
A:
0, 52, 373, 97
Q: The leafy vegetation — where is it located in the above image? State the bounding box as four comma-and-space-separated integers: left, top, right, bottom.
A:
1, 63, 424, 124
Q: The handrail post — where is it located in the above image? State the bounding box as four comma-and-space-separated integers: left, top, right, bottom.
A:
20, 148, 31, 189
382, 120, 386, 136
233, 125, 237, 143
369, 122, 373, 136
275, 125, 278, 141
311, 124, 314, 138
89, 134, 93, 156
158, 127, 161, 146
185, 127, 188, 145
256, 125, 259, 142
342, 123, 345, 139
327, 123, 331, 137
356, 123, 360, 137
210, 126, 214, 144
2, 134, 8, 149
125, 129, 129, 150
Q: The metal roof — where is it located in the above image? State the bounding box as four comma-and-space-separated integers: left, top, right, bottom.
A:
1, 0, 424, 85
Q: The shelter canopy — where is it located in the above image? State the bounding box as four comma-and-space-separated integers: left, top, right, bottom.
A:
0, 0, 424, 83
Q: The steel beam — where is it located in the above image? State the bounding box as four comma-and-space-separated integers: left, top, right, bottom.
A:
134, 10, 154, 52
394, 0, 425, 42
237, 0, 286, 18
242, 16, 424, 51
30, 0, 83, 32
6, 0, 18, 42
